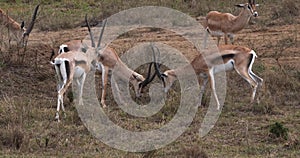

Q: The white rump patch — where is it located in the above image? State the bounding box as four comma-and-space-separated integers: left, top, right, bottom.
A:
58, 44, 68, 54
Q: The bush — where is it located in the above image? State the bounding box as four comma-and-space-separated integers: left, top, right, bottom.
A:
269, 122, 289, 140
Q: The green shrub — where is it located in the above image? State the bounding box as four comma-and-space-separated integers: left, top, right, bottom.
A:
269, 122, 289, 140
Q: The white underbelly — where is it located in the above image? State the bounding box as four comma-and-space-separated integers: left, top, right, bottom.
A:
213, 60, 234, 74
207, 29, 234, 37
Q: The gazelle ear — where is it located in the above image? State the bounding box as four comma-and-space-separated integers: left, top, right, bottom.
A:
235, 4, 245, 8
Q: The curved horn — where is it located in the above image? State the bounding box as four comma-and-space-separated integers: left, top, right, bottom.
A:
151, 45, 166, 87
97, 19, 107, 48
23, 4, 39, 36
138, 62, 155, 89
85, 14, 95, 47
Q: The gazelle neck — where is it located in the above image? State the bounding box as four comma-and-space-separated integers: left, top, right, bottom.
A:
233, 8, 252, 31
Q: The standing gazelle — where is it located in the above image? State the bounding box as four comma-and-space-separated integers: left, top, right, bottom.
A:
203, 0, 259, 46
84, 17, 154, 108
50, 17, 107, 122
151, 45, 263, 110
0, 5, 39, 47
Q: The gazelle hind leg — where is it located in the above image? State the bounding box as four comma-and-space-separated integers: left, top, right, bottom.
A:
235, 68, 259, 103
56, 79, 72, 121
249, 71, 263, 103
198, 75, 209, 107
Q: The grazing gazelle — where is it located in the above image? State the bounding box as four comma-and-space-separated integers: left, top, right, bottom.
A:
0, 5, 39, 47
203, 0, 259, 46
151, 45, 263, 110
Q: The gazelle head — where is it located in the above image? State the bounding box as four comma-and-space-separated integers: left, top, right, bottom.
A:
137, 45, 177, 94
235, 0, 259, 17
21, 4, 40, 47
136, 62, 157, 97
84, 15, 107, 63
131, 72, 146, 97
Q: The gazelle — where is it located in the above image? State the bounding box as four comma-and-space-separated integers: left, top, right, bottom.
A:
151, 45, 263, 110
51, 51, 91, 121
203, 0, 259, 46
50, 17, 107, 122
0, 5, 39, 47
84, 18, 154, 108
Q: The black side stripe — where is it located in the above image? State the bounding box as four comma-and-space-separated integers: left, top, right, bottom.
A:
64, 61, 70, 80
221, 54, 235, 60
248, 54, 254, 69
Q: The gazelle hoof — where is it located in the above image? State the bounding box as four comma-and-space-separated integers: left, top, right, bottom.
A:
55, 114, 60, 122
62, 112, 67, 118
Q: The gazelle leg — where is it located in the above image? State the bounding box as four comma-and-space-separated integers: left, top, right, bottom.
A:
56, 79, 72, 121
249, 71, 263, 103
224, 33, 228, 44
55, 94, 61, 121
101, 66, 109, 108
203, 28, 209, 49
198, 75, 209, 107
235, 68, 259, 104
209, 68, 221, 110
229, 34, 234, 44
217, 37, 221, 46
78, 73, 86, 106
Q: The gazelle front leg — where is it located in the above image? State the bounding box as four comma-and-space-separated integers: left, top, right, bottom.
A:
56, 94, 62, 121
208, 68, 221, 110
224, 33, 228, 44
77, 73, 87, 106
228, 34, 234, 44
101, 66, 109, 108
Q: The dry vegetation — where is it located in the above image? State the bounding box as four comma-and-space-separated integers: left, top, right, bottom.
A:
0, 0, 299, 157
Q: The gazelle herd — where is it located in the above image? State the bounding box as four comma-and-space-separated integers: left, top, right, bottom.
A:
1, 0, 263, 121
